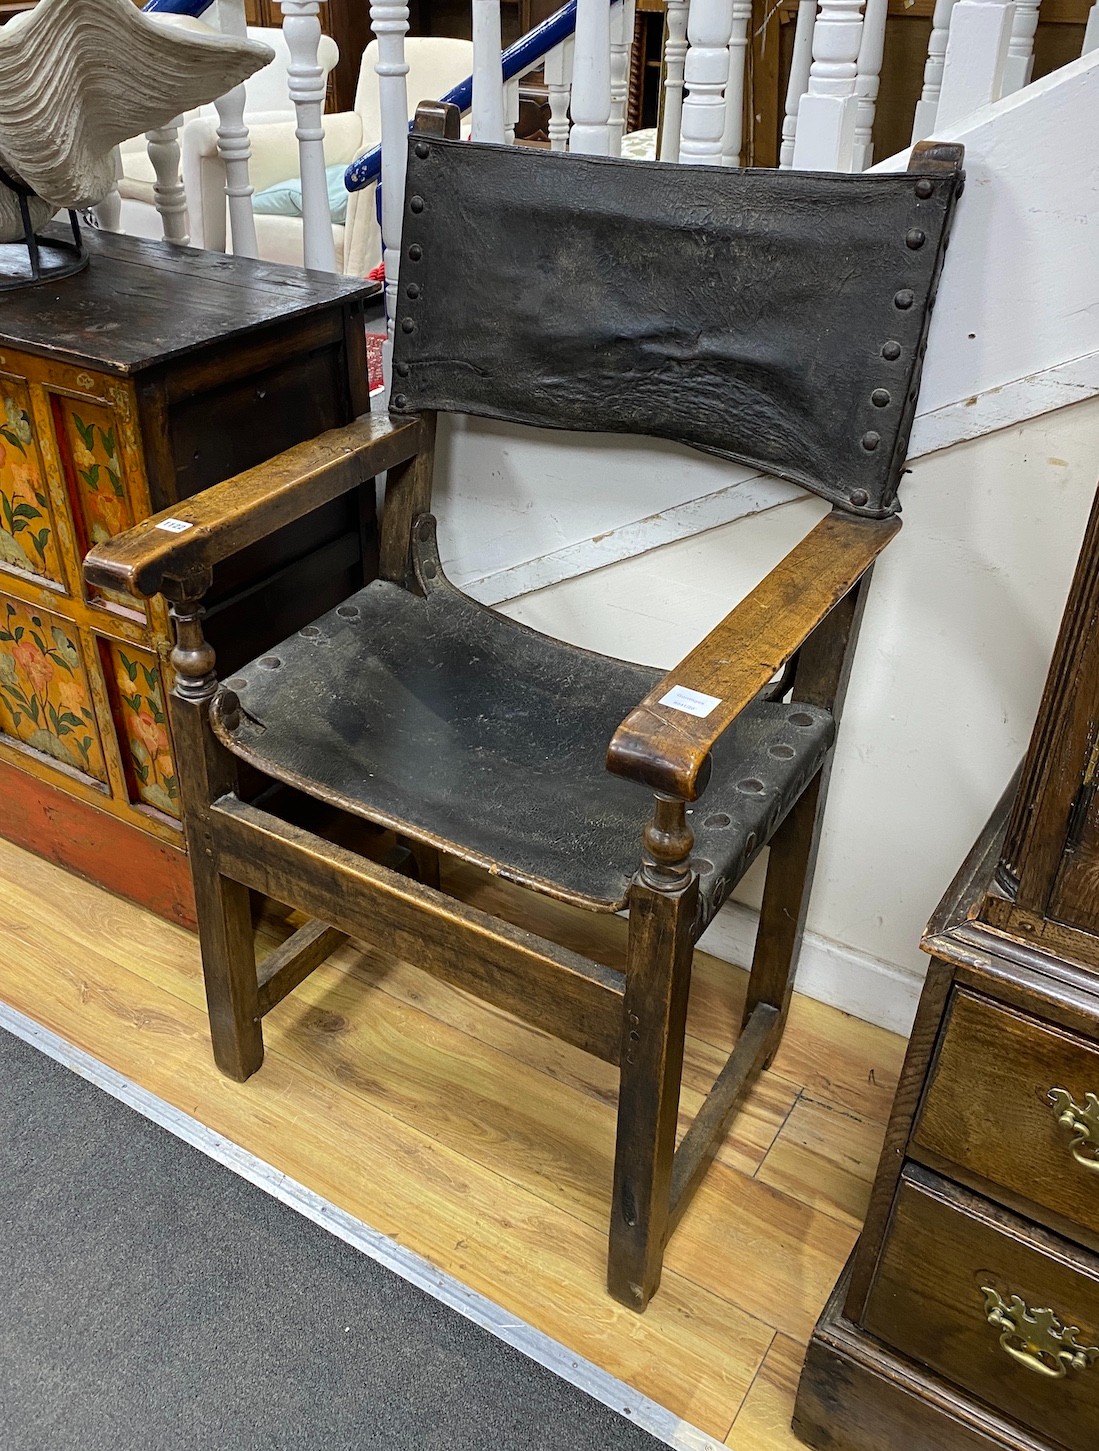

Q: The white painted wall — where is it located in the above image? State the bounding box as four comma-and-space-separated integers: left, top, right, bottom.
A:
497, 399, 1099, 1032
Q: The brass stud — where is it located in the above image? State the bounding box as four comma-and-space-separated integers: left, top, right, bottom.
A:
915, 178, 934, 199
906, 228, 926, 249
414, 141, 429, 159
258, 656, 281, 670
703, 812, 731, 829
410, 195, 425, 213
894, 289, 914, 310
871, 388, 891, 407
737, 778, 765, 795
861, 432, 881, 452
406, 282, 421, 299
851, 488, 870, 507
881, 340, 901, 361
789, 711, 814, 727
394, 393, 408, 408
769, 743, 795, 760
401, 317, 416, 333
224, 677, 249, 691
408, 243, 423, 261
395, 361, 410, 377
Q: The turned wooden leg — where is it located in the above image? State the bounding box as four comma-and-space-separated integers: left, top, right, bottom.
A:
609, 795, 699, 1311
169, 592, 262, 1082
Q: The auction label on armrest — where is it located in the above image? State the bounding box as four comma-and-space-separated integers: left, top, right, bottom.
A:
156, 517, 193, 534
658, 685, 721, 718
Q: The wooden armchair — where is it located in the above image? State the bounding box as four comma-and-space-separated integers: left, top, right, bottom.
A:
86, 107, 964, 1311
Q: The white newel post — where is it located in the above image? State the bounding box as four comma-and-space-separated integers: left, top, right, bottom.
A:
678, 0, 735, 165
570, 0, 614, 154
779, 0, 816, 166
791, 0, 867, 172
146, 119, 190, 245
371, 0, 410, 358
472, 0, 506, 142
935, 0, 1014, 129
214, 0, 258, 259
280, 0, 338, 272
545, 38, 574, 150
911, 0, 960, 141
1001, 0, 1041, 93
94, 148, 123, 232
720, 0, 752, 166
658, 0, 690, 159
852, 0, 889, 170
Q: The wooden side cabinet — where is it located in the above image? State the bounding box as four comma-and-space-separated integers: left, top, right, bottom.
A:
0, 230, 378, 926
794, 488, 1099, 1451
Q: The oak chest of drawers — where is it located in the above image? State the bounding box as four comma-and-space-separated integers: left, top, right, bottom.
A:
794, 485, 1099, 1451
0, 229, 378, 924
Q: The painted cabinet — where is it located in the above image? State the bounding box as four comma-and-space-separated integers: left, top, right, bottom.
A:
0, 228, 377, 925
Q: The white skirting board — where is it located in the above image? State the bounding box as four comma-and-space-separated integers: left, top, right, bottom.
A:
699, 900, 926, 1038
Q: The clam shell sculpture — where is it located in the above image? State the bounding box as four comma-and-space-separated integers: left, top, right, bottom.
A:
0, 0, 274, 241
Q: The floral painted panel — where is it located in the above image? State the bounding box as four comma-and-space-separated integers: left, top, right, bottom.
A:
0, 381, 62, 583
0, 596, 107, 782
54, 395, 138, 608
105, 642, 180, 819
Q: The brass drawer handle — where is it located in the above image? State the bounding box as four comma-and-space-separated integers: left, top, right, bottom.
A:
982, 1287, 1099, 1379
1049, 1087, 1099, 1172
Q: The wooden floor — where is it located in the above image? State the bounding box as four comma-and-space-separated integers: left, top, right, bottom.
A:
0, 834, 907, 1446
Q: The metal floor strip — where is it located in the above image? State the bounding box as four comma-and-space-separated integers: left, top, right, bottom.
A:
0, 1000, 726, 1451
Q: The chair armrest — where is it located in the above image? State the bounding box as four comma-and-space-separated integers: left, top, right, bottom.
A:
606, 510, 901, 800
84, 414, 423, 601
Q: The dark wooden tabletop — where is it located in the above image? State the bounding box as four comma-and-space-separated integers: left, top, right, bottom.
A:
0, 228, 381, 375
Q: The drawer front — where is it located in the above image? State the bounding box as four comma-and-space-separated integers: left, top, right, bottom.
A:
914, 990, 1099, 1241
864, 1166, 1099, 1449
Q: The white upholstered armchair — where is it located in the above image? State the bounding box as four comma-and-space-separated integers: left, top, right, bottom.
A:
198, 37, 474, 275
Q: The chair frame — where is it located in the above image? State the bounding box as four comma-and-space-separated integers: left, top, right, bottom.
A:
86, 112, 960, 1310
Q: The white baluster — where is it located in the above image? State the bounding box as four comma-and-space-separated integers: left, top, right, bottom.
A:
545, 37, 574, 151
280, 0, 338, 272
610, 0, 632, 154
658, 0, 690, 159
1001, 0, 1041, 93
791, 0, 866, 172
911, 0, 959, 141
505, 78, 520, 144
94, 147, 123, 232
472, 0, 506, 142
779, 0, 816, 167
570, 0, 613, 155
679, 0, 734, 165
214, 0, 259, 259
1085, 3, 1099, 53
852, 0, 888, 169
146, 119, 190, 245
935, 0, 1014, 129
720, 0, 752, 166
370, 0, 410, 358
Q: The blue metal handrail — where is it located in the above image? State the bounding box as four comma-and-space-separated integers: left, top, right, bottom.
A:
345, 0, 614, 193
142, 0, 216, 13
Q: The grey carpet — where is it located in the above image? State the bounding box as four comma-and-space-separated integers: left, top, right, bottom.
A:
0, 1027, 667, 1451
